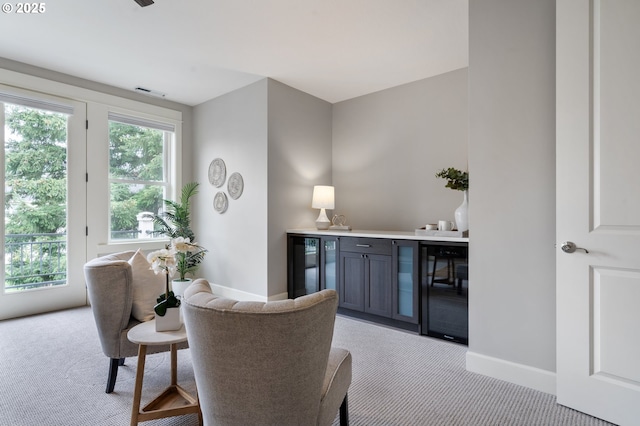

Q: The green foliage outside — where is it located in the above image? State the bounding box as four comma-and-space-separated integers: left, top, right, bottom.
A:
108, 121, 165, 237
4, 105, 68, 288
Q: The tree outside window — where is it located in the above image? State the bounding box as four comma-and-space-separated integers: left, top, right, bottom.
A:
108, 118, 173, 240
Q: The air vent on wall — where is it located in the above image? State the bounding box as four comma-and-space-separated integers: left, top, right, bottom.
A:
134, 87, 166, 99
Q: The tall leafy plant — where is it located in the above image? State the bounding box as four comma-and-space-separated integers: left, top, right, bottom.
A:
151, 182, 207, 280
152, 182, 199, 241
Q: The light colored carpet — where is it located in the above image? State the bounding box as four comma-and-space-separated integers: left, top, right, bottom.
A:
0, 306, 613, 426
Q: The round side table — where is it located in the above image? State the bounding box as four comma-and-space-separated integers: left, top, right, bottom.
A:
127, 320, 201, 426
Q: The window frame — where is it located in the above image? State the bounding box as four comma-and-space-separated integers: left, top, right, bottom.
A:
107, 113, 176, 243
91, 105, 182, 255
0, 68, 183, 260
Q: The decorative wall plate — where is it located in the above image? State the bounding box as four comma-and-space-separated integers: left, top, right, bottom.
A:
227, 172, 244, 200
208, 158, 226, 187
213, 191, 228, 213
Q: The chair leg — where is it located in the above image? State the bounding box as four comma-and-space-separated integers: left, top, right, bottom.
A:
339, 394, 349, 426
106, 358, 122, 393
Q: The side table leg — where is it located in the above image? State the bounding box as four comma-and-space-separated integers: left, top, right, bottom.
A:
170, 343, 177, 386
130, 344, 147, 426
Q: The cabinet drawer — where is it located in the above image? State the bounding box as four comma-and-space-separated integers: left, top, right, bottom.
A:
340, 237, 392, 255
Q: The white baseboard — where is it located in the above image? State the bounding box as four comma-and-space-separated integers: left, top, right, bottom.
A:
208, 283, 288, 302
466, 351, 556, 395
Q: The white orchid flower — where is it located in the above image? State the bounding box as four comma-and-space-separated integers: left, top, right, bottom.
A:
146, 248, 177, 277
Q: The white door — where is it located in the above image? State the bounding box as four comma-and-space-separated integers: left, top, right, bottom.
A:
0, 86, 87, 320
556, 1, 640, 425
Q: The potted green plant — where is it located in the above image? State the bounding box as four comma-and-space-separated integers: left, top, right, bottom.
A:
151, 182, 207, 296
152, 182, 200, 242
435, 167, 469, 232
170, 237, 207, 296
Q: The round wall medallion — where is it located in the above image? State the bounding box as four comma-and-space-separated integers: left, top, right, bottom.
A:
227, 172, 244, 200
208, 158, 226, 187
213, 192, 228, 213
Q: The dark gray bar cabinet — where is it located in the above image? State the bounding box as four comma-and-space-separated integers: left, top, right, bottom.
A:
287, 229, 469, 343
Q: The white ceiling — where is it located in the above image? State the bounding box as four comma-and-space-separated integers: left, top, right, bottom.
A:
0, 0, 468, 106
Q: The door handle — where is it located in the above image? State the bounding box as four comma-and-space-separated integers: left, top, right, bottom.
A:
356, 244, 371, 248
561, 241, 589, 254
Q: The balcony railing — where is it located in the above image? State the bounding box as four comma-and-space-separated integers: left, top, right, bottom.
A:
4, 233, 67, 291
4, 228, 159, 291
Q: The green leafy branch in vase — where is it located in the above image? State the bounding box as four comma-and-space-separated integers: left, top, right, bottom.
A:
435, 167, 469, 191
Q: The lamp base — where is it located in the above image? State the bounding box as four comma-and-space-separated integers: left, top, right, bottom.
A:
315, 208, 331, 230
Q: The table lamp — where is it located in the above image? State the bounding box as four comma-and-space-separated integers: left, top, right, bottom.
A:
312, 185, 334, 230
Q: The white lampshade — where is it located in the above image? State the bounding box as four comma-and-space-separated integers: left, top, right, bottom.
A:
312, 185, 334, 230
312, 185, 335, 209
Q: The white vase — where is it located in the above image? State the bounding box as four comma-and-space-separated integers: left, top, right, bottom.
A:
155, 307, 182, 332
172, 278, 193, 299
454, 190, 469, 232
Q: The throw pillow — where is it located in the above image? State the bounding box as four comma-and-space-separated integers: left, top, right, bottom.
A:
128, 249, 165, 322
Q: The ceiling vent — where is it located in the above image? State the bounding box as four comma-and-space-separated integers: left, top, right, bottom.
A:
134, 87, 166, 98
134, 0, 154, 7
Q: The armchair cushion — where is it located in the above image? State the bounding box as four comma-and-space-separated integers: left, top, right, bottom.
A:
128, 249, 164, 322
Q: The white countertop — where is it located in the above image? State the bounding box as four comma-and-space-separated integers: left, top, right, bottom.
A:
286, 228, 469, 243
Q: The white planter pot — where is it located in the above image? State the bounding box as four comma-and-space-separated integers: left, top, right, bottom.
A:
155, 307, 182, 332
171, 278, 193, 298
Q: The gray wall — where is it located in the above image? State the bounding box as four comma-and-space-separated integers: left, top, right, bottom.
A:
192, 78, 332, 300
267, 79, 333, 297
467, 0, 556, 389
192, 80, 270, 299
332, 69, 468, 231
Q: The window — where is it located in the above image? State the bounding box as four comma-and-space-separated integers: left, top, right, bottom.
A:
0, 70, 182, 318
108, 113, 175, 241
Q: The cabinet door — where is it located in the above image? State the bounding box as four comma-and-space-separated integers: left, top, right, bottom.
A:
321, 237, 338, 292
287, 236, 320, 298
339, 251, 365, 311
392, 240, 419, 323
365, 254, 393, 317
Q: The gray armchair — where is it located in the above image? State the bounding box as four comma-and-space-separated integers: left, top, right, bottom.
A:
83, 251, 187, 393
183, 279, 352, 426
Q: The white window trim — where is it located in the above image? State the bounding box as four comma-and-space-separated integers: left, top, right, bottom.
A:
0, 68, 183, 260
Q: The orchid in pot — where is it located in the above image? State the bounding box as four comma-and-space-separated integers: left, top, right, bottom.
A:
147, 248, 180, 317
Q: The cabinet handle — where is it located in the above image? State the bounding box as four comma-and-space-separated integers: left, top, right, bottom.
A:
356, 244, 371, 248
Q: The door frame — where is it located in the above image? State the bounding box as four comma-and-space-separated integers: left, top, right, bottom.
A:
0, 85, 87, 320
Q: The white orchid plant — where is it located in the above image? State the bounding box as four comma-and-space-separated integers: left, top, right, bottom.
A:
146, 238, 207, 316
172, 237, 207, 282
147, 247, 180, 316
